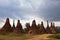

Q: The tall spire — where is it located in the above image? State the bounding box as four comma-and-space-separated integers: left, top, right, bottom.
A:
50, 22, 56, 33
47, 20, 49, 27
40, 21, 46, 33
46, 20, 51, 33
51, 22, 53, 27
52, 22, 55, 28
13, 20, 15, 29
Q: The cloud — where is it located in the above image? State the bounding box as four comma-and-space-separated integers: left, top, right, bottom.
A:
0, 0, 60, 28
37, 0, 60, 21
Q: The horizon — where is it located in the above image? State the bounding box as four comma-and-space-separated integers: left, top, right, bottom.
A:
0, 18, 60, 29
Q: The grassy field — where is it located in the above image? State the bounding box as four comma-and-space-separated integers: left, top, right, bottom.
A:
0, 33, 34, 40
47, 34, 60, 40
0, 33, 60, 40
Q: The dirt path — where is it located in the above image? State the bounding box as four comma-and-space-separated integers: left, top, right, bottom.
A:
27, 34, 53, 40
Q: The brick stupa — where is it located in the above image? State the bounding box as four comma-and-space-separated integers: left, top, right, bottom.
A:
12, 20, 15, 30
50, 22, 56, 33
14, 20, 23, 33
28, 20, 38, 34
0, 18, 12, 32
46, 21, 51, 33
39, 22, 46, 33
24, 23, 30, 33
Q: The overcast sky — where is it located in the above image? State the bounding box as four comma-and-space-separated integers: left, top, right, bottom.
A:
0, 0, 60, 28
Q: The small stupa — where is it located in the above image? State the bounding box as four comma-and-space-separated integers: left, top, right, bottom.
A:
14, 20, 23, 33
39, 21, 46, 33
28, 20, 38, 34
1, 18, 12, 32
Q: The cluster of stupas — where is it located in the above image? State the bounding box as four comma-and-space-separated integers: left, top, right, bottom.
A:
0, 18, 57, 34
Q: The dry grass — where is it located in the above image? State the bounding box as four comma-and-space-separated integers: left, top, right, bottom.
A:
0, 33, 60, 40
0, 33, 33, 40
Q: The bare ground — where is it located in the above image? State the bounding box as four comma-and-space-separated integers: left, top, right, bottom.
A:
27, 34, 53, 40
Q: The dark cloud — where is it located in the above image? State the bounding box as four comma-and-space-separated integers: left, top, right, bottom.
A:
0, 0, 60, 22
38, 0, 60, 21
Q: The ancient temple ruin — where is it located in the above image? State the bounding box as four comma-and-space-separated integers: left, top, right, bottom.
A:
39, 21, 46, 33
24, 23, 30, 33
28, 20, 38, 34
13, 20, 23, 33
0, 18, 57, 34
46, 21, 52, 33
0, 18, 12, 32
50, 22, 56, 33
